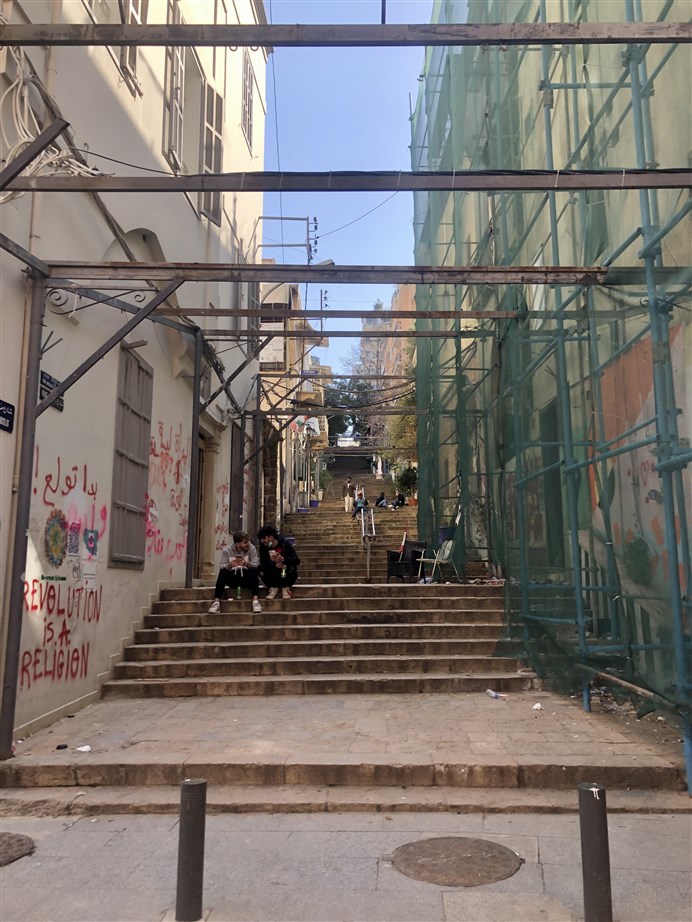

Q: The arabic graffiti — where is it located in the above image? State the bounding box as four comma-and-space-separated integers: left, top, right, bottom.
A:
39, 453, 99, 508
149, 421, 190, 490
215, 481, 229, 550
146, 421, 191, 566
34, 447, 107, 568
21, 444, 104, 691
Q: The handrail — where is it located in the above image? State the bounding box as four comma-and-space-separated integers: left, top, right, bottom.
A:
359, 508, 377, 582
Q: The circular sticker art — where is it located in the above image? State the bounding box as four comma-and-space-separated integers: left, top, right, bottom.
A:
44, 509, 68, 567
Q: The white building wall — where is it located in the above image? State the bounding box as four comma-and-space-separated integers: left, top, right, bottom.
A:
0, 0, 267, 732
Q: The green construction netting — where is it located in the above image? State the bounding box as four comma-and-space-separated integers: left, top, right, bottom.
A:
411, 0, 691, 714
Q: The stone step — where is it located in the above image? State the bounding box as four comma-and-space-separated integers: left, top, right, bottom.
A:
154, 596, 504, 613
2, 785, 688, 816
125, 638, 503, 660
166, 584, 500, 600
144, 609, 506, 629
101, 672, 537, 697
113, 654, 524, 679
1, 750, 682, 791
134, 622, 506, 644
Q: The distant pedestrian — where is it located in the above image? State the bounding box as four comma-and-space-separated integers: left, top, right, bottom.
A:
258, 525, 300, 600
209, 531, 262, 613
342, 476, 356, 513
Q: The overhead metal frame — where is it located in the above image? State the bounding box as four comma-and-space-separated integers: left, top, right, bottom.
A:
0, 11, 690, 770
7, 167, 691, 194
1, 21, 689, 46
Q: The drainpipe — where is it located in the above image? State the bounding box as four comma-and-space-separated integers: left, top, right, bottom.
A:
625, 0, 691, 793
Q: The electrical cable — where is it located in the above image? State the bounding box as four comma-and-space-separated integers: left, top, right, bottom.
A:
66, 148, 173, 174
316, 191, 400, 240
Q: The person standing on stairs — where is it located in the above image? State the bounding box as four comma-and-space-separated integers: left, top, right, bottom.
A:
342, 476, 356, 513
258, 525, 300, 600
209, 531, 263, 613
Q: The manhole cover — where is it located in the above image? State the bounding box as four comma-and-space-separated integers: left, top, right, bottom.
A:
392, 836, 523, 887
0, 832, 35, 867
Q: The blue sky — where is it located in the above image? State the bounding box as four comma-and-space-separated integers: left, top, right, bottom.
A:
263, 0, 434, 371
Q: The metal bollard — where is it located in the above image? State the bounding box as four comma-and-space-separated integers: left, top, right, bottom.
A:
578, 782, 613, 922
176, 779, 207, 922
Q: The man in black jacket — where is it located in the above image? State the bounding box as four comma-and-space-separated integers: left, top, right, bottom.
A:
258, 524, 300, 600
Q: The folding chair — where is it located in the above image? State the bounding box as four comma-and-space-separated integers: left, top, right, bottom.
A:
417, 538, 462, 583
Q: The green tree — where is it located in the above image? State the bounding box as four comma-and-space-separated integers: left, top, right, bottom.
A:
324, 378, 377, 440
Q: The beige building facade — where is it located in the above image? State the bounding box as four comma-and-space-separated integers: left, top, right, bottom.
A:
0, 0, 268, 734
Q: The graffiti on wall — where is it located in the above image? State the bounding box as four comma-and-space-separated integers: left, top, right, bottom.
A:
146, 421, 191, 570
215, 481, 229, 549
588, 325, 688, 592
21, 447, 106, 691
504, 459, 545, 548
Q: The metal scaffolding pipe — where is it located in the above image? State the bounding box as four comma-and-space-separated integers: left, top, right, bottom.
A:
185, 332, 203, 588
0, 276, 47, 760
626, 0, 691, 790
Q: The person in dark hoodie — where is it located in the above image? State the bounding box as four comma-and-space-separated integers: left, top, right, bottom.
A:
258, 524, 300, 600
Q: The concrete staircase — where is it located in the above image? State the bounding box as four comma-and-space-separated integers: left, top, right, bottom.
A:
101, 583, 533, 698
101, 481, 523, 698
5, 469, 685, 815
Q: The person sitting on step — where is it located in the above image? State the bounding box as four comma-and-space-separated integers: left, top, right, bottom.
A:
351, 491, 369, 520
258, 524, 300, 600
393, 491, 407, 508
375, 491, 387, 508
209, 531, 262, 613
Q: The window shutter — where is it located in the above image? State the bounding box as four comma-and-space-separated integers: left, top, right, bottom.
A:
110, 348, 153, 567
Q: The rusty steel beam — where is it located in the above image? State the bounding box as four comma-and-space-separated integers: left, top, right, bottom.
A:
158, 308, 519, 320
0, 118, 69, 190
8, 168, 691, 194
47, 262, 611, 285
208, 329, 495, 339
45, 262, 688, 287
1, 22, 689, 47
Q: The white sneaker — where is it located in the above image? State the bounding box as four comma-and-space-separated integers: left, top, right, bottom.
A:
266, 587, 278, 600
281, 587, 292, 600
252, 599, 262, 613
208, 600, 221, 613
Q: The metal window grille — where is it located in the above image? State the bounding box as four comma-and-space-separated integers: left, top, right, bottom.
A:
162, 0, 185, 169
242, 49, 254, 149
200, 82, 223, 225
110, 347, 153, 567
120, 0, 147, 93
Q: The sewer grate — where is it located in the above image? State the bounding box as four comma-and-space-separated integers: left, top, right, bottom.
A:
391, 836, 523, 887
0, 832, 35, 867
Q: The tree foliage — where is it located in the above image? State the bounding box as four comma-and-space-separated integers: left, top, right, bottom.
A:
324, 378, 377, 440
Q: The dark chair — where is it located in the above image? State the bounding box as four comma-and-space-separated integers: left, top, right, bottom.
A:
386, 539, 427, 583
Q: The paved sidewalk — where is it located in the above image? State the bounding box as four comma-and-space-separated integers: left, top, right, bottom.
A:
1, 811, 690, 921
7, 691, 685, 782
